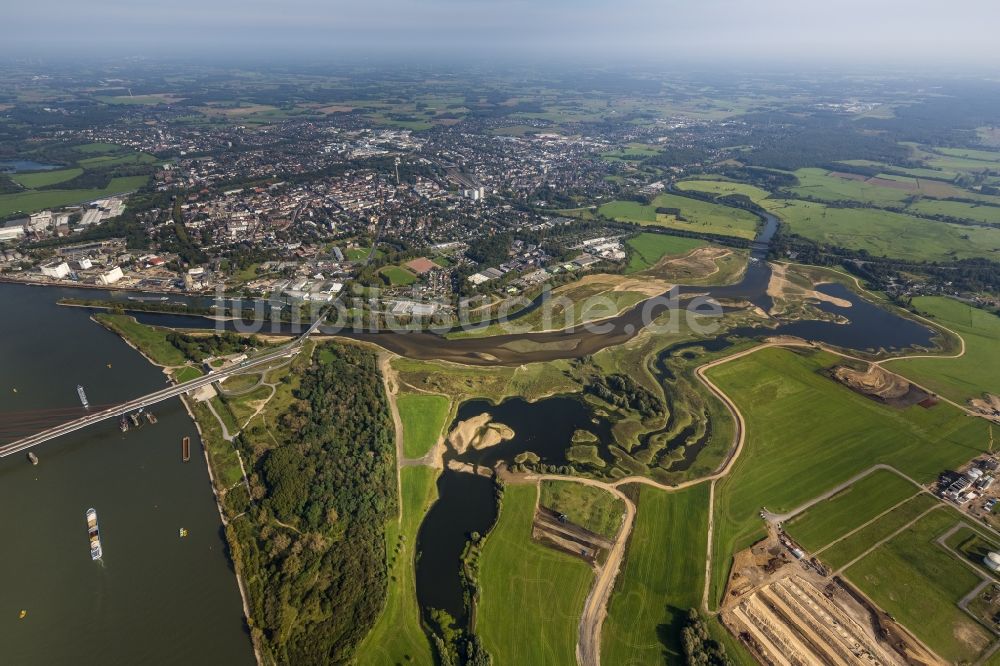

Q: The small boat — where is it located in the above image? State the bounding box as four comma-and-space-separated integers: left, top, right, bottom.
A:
86, 508, 103, 561
181, 437, 191, 462
19, 610, 26, 619
179, 527, 188, 538
27, 452, 38, 466
130, 412, 140, 428
145, 411, 157, 425
119, 415, 129, 432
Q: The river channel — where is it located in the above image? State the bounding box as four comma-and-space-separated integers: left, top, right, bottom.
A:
0, 283, 254, 664
2, 208, 942, 648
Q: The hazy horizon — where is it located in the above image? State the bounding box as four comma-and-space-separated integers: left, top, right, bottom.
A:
5, 0, 1000, 69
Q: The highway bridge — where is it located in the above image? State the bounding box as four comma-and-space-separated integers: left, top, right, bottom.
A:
0, 220, 383, 459
0, 339, 304, 458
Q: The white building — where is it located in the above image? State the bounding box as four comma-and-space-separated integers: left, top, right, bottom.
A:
985, 552, 1000, 572
0, 224, 25, 242
40, 260, 71, 279
98, 266, 124, 285
28, 211, 53, 233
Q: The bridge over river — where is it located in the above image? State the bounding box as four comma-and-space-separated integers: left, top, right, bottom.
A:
0, 303, 332, 458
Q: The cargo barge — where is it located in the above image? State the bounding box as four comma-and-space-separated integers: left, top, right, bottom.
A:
86, 508, 103, 560
182, 436, 190, 462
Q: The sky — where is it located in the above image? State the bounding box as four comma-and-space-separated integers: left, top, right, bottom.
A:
5, 0, 1000, 67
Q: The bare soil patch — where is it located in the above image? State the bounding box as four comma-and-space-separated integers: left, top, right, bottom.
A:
868, 176, 918, 191
646, 246, 733, 282
767, 263, 852, 315
829, 171, 869, 182
446, 413, 514, 454
969, 393, 1000, 419
830, 364, 932, 408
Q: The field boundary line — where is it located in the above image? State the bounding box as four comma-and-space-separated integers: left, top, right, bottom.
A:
813, 490, 922, 556
834, 503, 942, 575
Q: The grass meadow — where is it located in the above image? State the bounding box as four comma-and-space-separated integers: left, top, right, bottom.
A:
600, 193, 759, 240
783, 469, 919, 552
479, 485, 594, 666
624, 232, 706, 273
356, 466, 439, 666
845, 510, 994, 663
706, 347, 992, 607
396, 393, 450, 458
602, 484, 710, 664
887, 296, 1000, 404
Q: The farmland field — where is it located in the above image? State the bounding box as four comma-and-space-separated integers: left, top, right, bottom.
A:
602, 484, 710, 664
0, 175, 148, 218
845, 510, 994, 663
783, 469, 918, 552
478, 485, 594, 666
9, 167, 83, 188
761, 198, 1000, 262
396, 393, 450, 458
539, 480, 625, 539
675, 179, 772, 203
624, 232, 706, 273
887, 296, 1000, 405
706, 347, 993, 606
817, 493, 941, 570
907, 199, 1000, 225
356, 466, 439, 666
600, 193, 760, 240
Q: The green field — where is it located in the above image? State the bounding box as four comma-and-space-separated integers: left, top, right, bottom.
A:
837, 160, 959, 182
9, 167, 83, 188
783, 469, 918, 552
602, 484, 710, 664
0, 175, 148, 217
95, 314, 188, 366
932, 146, 1000, 164
380, 265, 417, 286
762, 198, 1000, 262
73, 142, 125, 154
707, 347, 993, 607
907, 199, 1000, 225
817, 494, 941, 571
887, 296, 1000, 404
624, 232, 706, 273
397, 393, 450, 458
77, 152, 157, 168
675, 179, 772, 204
357, 466, 439, 666
845, 510, 994, 663
479, 485, 594, 666
539, 480, 625, 539
173, 366, 203, 383
789, 168, 917, 206
601, 143, 662, 160
346, 246, 383, 262
599, 193, 759, 240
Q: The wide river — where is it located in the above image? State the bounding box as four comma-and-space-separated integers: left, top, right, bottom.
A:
0, 283, 254, 664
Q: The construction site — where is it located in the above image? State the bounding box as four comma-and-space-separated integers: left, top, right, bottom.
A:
719, 527, 942, 666
531, 505, 612, 565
